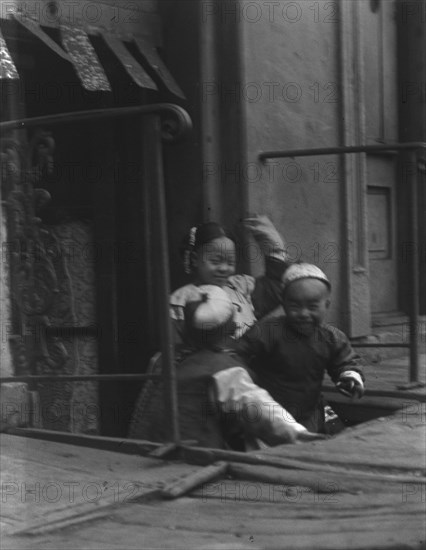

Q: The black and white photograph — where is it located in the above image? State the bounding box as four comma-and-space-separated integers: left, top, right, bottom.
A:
0, 0, 425, 548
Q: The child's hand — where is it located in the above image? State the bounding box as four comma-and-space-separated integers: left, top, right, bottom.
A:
243, 216, 287, 261
336, 371, 365, 399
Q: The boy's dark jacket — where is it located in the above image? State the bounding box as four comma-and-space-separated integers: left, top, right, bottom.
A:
236, 316, 364, 432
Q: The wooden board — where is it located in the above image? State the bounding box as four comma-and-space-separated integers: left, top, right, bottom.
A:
5, 494, 425, 550
2, 409, 425, 549
258, 411, 426, 473
0, 434, 200, 537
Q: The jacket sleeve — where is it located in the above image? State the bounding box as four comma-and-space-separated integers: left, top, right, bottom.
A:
235, 318, 272, 365
326, 327, 365, 384
170, 285, 200, 347
251, 257, 289, 319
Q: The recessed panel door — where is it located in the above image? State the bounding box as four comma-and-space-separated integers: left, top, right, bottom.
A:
361, 0, 400, 315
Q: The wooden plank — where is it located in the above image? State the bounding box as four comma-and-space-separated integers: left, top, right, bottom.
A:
120, 492, 424, 518
258, 414, 426, 473
161, 462, 228, 499
9, 520, 422, 550
0, 434, 193, 481
227, 463, 424, 495
182, 422, 426, 477
8, 488, 160, 536
190, 484, 419, 510
51, 500, 423, 550
149, 443, 178, 458
4, 428, 161, 455
0, 434, 197, 536
125, 502, 424, 533
4, 483, 425, 549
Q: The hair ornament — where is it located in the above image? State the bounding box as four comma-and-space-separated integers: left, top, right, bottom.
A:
184, 226, 198, 274
189, 226, 197, 247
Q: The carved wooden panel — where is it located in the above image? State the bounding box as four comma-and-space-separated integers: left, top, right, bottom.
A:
1, 131, 99, 433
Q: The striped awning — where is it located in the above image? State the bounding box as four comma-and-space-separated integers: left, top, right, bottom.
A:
0, 27, 19, 79
0, 12, 184, 98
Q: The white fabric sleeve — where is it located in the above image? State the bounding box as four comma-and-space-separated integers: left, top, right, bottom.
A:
339, 370, 364, 387
211, 367, 308, 444
243, 216, 288, 262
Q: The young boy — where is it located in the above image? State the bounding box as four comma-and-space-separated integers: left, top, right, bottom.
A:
130, 285, 322, 448
234, 263, 365, 433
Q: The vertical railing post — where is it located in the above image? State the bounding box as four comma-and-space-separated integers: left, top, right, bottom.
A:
408, 149, 420, 383
143, 114, 180, 444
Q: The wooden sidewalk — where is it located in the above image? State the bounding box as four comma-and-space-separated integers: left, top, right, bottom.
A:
1, 351, 425, 549
2, 405, 425, 550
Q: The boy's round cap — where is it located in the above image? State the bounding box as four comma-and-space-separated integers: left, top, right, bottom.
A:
185, 285, 234, 329
282, 263, 331, 291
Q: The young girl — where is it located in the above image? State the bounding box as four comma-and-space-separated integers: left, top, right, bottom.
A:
170, 215, 289, 347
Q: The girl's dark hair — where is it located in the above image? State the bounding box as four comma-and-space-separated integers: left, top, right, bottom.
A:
180, 222, 231, 274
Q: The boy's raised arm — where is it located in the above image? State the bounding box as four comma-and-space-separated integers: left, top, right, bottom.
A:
243, 216, 288, 263
243, 216, 289, 319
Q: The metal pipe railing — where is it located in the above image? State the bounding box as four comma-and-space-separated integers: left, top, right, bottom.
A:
0, 374, 161, 383
259, 142, 426, 161
260, 142, 426, 385
1, 103, 192, 444
0, 103, 192, 138
351, 343, 410, 348
143, 114, 181, 445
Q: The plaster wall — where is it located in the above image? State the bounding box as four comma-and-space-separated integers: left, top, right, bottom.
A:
236, 6, 345, 326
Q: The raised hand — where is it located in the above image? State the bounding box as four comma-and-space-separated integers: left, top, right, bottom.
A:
243, 215, 287, 261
